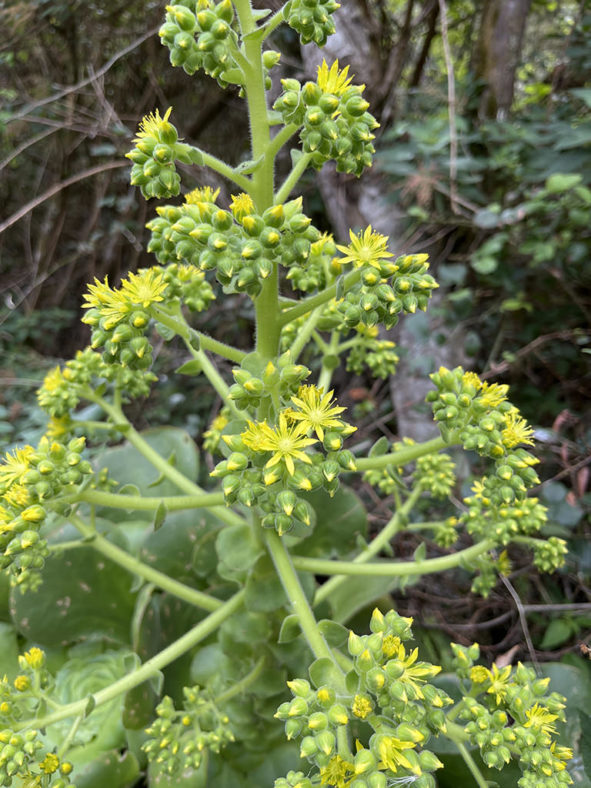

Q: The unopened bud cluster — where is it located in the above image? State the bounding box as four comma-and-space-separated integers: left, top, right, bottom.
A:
338, 253, 438, 330
346, 329, 399, 380
413, 452, 456, 498
276, 609, 448, 788
0, 437, 91, 588
126, 107, 189, 199
274, 61, 378, 176
147, 191, 320, 299
38, 348, 157, 421
450, 644, 572, 787
143, 687, 234, 777
159, 1, 237, 84
286, 0, 340, 46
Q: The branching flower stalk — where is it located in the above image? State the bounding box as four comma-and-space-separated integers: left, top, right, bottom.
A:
0, 2, 574, 787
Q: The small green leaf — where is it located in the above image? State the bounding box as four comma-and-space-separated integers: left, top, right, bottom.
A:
413, 542, 427, 562
175, 359, 202, 375
278, 614, 301, 643
471, 256, 498, 275
234, 155, 264, 175
85, 695, 96, 717
545, 173, 582, 193
539, 618, 574, 650
309, 657, 342, 689
318, 619, 348, 647
369, 436, 390, 457
152, 501, 168, 531
216, 524, 264, 579
189, 147, 205, 166
155, 321, 176, 341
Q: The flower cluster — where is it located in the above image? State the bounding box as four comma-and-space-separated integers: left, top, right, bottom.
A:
346, 326, 399, 380
81, 269, 167, 369
0, 648, 75, 787
143, 686, 235, 778
286, 233, 338, 293
335, 231, 438, 329
159, 1, 237, 84
212, 385, 356, 533
37, 348, 158, 421
428, 368, 540, 503
147, 190, 320, 298
126, 107, 189, 199
274, 61, 379, 176
413, 451, 456, 498
275, 609, 449, 788
0, 438, 91, 589
451, 644, 572, 787
228, 354, 310, 411
286, 0, 340, 46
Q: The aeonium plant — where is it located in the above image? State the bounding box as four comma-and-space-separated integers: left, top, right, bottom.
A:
0, 2, 574, 787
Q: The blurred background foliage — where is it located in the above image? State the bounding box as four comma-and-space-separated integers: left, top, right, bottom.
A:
1, 0, 590, 670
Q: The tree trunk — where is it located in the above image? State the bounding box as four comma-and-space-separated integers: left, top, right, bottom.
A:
472, 0, 532, 120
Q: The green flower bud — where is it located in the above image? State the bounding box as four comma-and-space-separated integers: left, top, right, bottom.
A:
315, 730, 335, 756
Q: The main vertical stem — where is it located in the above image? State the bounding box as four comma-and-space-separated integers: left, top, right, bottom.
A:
234, 0, 280, 360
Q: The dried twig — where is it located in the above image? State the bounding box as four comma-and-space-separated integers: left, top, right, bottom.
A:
437, 0, 459, 214
0, 161, 127, 236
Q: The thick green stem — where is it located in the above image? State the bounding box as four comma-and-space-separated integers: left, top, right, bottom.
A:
279, 269, 362, 327
69, 513, 222, 612
72, 489, 226, 512
312, 485, 423, 606
264, 530, 344, 686
15, 590, 245, 732
354, 436, 450, 471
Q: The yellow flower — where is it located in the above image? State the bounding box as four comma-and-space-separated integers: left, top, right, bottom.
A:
185, 186, 220, 205
241, 413, 317, 476
477, 662, 512, 705
119, 269, 167, 309
317, 60, 354, 96
319, 754, 354, 787
352, 694, 373, 719
377, 735, 421, 774
230, 192, 255, 219
14, 675, 30, 692
477, 381, 509, 409
524, 703, 558, 737
336, 226, 393, 270
45, 415, 71, 440
83, 269, 166, 328
22, 647, 45, 669
39, 753, 60, 775
288, 385, 348, 441
3, 483, 30, 509
462, 371, 482, 390
133, 106, 173, 142
0, 446, 36, 491
502, 409, 535, 448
